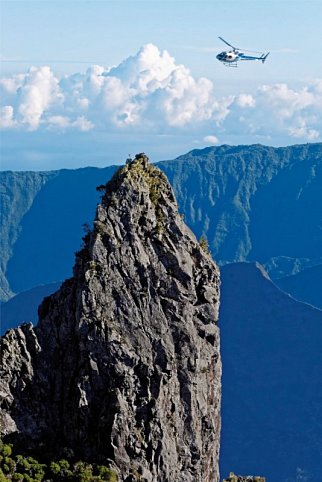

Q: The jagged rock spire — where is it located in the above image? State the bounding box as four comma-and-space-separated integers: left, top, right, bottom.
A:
0, 154, 221, 482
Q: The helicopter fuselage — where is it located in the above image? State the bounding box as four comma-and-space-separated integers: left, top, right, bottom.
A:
216, 38, 269, 66
216, 50, 239, 63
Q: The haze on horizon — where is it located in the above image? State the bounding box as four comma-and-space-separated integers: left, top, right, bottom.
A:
1, 0, 321, 171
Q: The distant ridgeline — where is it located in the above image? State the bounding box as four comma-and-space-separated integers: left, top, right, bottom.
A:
1, 143, 321, 303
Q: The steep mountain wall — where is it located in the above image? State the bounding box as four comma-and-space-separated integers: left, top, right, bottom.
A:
219, 262, 322, 481
1, 143, 321, 302
161, 143, 322, 277
2, 166, 117, 298
0, 171, 57, 300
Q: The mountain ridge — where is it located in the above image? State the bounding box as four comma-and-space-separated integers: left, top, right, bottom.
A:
1, 143, 321, 302
275, 263, 322, 309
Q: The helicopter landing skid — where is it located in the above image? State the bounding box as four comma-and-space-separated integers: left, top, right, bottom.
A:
223, 62, 238, 67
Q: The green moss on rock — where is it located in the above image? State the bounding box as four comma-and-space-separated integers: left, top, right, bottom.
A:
223, 472, 266, 482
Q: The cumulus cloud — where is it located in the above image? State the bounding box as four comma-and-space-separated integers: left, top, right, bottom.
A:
1, 44, 321, 144
0, 105, 16, 128
0, 44, 232, 133
203, 135, 219, 144
0, 66, 64, 130
19, 67, 64, 130
236, 94, 256, 108
46, 115, 94, 131
252, 82, 322, 140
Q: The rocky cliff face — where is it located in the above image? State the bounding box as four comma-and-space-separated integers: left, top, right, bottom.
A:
0, 154, 221, 482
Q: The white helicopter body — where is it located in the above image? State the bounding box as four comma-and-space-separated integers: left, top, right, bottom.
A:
217, 37, 269, 67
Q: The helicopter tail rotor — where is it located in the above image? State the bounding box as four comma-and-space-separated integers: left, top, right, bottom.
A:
261, 52, 270, 63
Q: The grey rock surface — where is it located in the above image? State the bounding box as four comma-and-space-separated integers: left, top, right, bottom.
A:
0, 155, 221, 482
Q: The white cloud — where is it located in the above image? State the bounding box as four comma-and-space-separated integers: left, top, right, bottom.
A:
73, 116, 94, 131
17, 66, 63, 130
47, 115, 71, 128
253, 82, 322, 140
288, 124, 319, 141
0, 106, 16, 128
236, 94, 256, 108
47, 115, 94, 131
203, 135, 219, 144
1, 44, 321, 145
0, 45, 227, 132
0, 73, 26, 95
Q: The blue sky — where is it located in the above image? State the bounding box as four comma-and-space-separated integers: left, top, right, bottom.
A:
1, 0, 322, 170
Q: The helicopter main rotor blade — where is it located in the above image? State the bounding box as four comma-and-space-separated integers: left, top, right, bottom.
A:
218, 37, 237, 50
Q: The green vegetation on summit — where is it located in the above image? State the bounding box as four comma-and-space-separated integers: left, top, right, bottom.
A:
222, 473, 265, 482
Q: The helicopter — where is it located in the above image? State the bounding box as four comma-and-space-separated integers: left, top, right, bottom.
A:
216, 37, 269, 67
